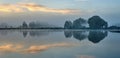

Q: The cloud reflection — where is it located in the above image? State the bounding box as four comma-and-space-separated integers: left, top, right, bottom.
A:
77, 55, 95, 58
0, 44, 23, 53
0, 43, 75, 54
24, 43, 72, 53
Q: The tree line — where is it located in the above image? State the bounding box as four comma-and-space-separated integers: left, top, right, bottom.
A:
64, 15, 108, 29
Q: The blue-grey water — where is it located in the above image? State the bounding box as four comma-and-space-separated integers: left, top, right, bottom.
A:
0, 30, 120, 58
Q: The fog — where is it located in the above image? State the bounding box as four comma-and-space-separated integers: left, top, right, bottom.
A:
0, 12, 120, 27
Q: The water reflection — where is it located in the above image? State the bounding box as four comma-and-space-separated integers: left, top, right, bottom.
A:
0, 30, 119, 58
110, 31, 120, 33
88, 31, 108, 43
64, 31, 72, 38
64, 31, 87, 41
0, 30, 10, 35
29, 31, 49, 37
0, 30, 109, 44
0, 43, 74, 54
64, 30, 108, 43
0, 30, 108, 43
23, 31, 28, 38
0, 30, 50, 38
73, 31, 87, 41
22, 31, 50, 37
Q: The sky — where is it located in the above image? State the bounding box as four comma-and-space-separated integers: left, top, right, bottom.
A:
0, 0, 120, 26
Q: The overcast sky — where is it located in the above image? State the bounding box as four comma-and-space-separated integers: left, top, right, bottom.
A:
0, 0, 120, 26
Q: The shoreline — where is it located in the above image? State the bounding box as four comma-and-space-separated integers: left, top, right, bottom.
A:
0, 28, 119, 31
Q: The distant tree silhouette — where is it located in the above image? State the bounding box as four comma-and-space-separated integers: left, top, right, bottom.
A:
29, 21, 56, 28
22, 21, 28, 28
29, 22, 36, 28
64, 21, 72, 29
109, 26, 120, 29
0, 23, 9, 28
88, 16, 108, 29
73, 18, 86, 29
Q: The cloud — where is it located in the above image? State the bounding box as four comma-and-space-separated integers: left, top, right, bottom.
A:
0, 3, 77, 14
0, 4, 24, 13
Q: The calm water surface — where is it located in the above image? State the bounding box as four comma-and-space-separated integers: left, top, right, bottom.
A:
0, 30, 120, 58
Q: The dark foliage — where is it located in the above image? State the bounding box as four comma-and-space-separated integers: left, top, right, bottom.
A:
88, 16, 108, 29
73, 18, 86, 29
64, 21, 73, 29
22, 21, 28, 28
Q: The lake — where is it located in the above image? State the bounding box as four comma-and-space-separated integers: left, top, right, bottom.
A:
0, 30, 120, 58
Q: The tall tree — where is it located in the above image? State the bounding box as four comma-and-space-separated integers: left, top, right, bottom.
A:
64, 20, 72, 29
22, 21, 28, 28
88, 16, 108, 29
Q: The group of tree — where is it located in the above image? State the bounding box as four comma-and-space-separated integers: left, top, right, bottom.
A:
64, 18, 87, 29
20, 21, 58, 28
64, 15, 108, 29
0, 23, 13, 28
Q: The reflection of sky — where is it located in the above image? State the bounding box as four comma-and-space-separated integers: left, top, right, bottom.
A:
0, 30, 119, 58
0, 43, 75, 54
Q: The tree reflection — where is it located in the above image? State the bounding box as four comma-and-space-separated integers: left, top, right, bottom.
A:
64, 31, 87, 41
29, 31, 49, 37
0, 30, 108, 44
73, 31, 87, 41
88, 31, 108, 43
0, 31, 8, 35
21, 31, 50, 37
64, 30, 108, 43
23, 31, 28, 38
64, 31, 72, 38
